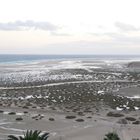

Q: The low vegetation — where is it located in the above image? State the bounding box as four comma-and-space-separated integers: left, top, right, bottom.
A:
107, 112, 124, 117
7, 129, 138, 140
8, 130, 49, 140
104, 132, 120, 140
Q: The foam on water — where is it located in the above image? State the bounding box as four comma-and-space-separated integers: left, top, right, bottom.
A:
127, 95, 140, 99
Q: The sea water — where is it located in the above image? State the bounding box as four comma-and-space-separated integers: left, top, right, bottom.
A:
0, 54, 140, 63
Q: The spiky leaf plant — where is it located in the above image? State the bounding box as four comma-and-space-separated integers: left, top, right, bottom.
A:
8, 130, 49, 140
104, 132, 120, 140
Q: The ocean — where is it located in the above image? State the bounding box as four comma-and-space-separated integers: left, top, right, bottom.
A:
0, 54, 140, 63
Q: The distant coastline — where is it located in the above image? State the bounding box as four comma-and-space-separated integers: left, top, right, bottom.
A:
0, 54, 140, 63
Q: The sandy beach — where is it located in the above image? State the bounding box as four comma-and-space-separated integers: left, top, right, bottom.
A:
0, 60, 140, 139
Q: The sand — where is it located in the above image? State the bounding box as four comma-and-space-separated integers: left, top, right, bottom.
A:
0, 60, 140, 139
0, 106, 140, 140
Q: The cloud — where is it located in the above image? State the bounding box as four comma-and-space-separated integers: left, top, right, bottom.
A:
0, 20, 59, 31
88, 21, 140, 46
111, 34, 140, 44
51, 31, 72, 36
44, 40, 140, 55
115, 22, 140, 31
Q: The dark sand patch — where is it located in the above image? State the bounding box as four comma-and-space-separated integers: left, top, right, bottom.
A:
116, 87, 140, 98
107, 112, 124, 117
117, 118, 127, 124
128, 61, 140, 68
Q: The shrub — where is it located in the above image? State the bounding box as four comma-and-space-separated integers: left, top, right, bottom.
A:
15, 117, 23, 121
65, 115, 76, 119
8, 130, 49, 140
107, 112, 124, 117
104, 132, 120, 140
125, 117, 136, 121
75, 118, 84, 122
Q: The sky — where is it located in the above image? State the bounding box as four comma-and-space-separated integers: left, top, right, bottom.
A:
0, 0, 140, 54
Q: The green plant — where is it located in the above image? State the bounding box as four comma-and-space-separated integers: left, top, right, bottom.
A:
104, 132, 120, 140
8, 130, 49, 140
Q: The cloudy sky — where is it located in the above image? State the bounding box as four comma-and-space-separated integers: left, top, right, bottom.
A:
0, 0, 140, 54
